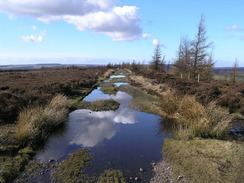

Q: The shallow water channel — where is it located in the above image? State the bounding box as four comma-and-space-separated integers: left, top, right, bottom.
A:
34, 75, 171, 182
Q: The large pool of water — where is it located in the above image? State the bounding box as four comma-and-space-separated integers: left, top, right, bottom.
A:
34, 77, 170, 182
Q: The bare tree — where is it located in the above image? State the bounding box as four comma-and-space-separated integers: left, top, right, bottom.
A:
150, 45, 165, 72
191, 15, 213, 80
202, 50, 215, 81
174, 36, 192, 78
231, 58, 238, 83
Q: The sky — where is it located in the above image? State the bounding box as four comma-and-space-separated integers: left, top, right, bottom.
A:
0, 0, 243, 66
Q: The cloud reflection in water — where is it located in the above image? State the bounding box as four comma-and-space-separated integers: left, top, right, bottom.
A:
35, 91, 137, 161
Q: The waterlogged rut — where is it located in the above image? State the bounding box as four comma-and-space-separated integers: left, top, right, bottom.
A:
34, 74, 171, 182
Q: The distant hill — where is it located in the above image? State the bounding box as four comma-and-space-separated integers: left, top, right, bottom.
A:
0, 64, 100, 70
214, 67, 244, 74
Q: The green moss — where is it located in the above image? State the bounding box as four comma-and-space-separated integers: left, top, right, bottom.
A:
119, 84, 161, 115
0, 147, 33, 183
98, 169, 126, 183
53, 149, 92, 183
18, 147, 35, 155
78, 100, 120, 111
163, 138, 244, 183
100, 82, 118, 95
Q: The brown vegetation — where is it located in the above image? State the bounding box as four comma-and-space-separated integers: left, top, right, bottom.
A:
14, 94, 69, 147
160, 94, 232, 139
0, 67, 107, 124
130, 68, 244, 115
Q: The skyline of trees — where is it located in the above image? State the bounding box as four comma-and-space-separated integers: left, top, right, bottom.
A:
174, 15, 214, 81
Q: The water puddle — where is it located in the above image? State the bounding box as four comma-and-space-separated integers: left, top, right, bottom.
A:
110, 75, 126, 78
34, 75, 170, 182
114, 82, 129, 87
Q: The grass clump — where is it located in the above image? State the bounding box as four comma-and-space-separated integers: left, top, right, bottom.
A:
160, 94, 232, 139
98, 169, 126, 183
78, 99, 120, 111
160, 94, 180, 117
0, 125, 18, 152
53, 149, 92, 183
14, 94, 69, 146
163, 138, 244, 183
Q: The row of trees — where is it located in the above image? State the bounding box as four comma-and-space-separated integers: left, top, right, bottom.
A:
107, 15, 239, 83
150, 15, 214, 81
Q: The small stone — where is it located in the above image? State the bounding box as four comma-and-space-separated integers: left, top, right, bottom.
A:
135, 177, 139, 181
139, 168, 144, 172
177, 176, 183, 180
151, 162, 157, 166
49, 159, 55, 164
129, 177, 133, 180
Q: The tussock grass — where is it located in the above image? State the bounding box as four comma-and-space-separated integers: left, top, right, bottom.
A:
160, 94, 232, 139
14, 94, 69, 146
160, 94, 180, 117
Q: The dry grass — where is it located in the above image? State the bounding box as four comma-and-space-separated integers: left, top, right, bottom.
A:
14, 94, 69, 146
129, 75, 172, 96
161, 94, 232, 139
160, 94, 180, 117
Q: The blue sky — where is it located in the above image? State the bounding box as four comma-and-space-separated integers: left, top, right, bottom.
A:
0, 0, 243, 66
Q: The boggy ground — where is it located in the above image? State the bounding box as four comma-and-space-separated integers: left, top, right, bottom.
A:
122, 69, 244, 183
15, 149, 126, 183
0, 68, 118, 183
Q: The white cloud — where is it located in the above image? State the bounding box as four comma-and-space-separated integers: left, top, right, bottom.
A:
142, 33, 152, 39
225, 24, 244, 31
32, 25, 37, 30
152, 39, 165, 47
22, 34, 44, 43
36, 35, 44, 42
63, 6, 141, 41
0, 0, 141, 41
152, 39, 159, 46
0, 0, 115, 17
